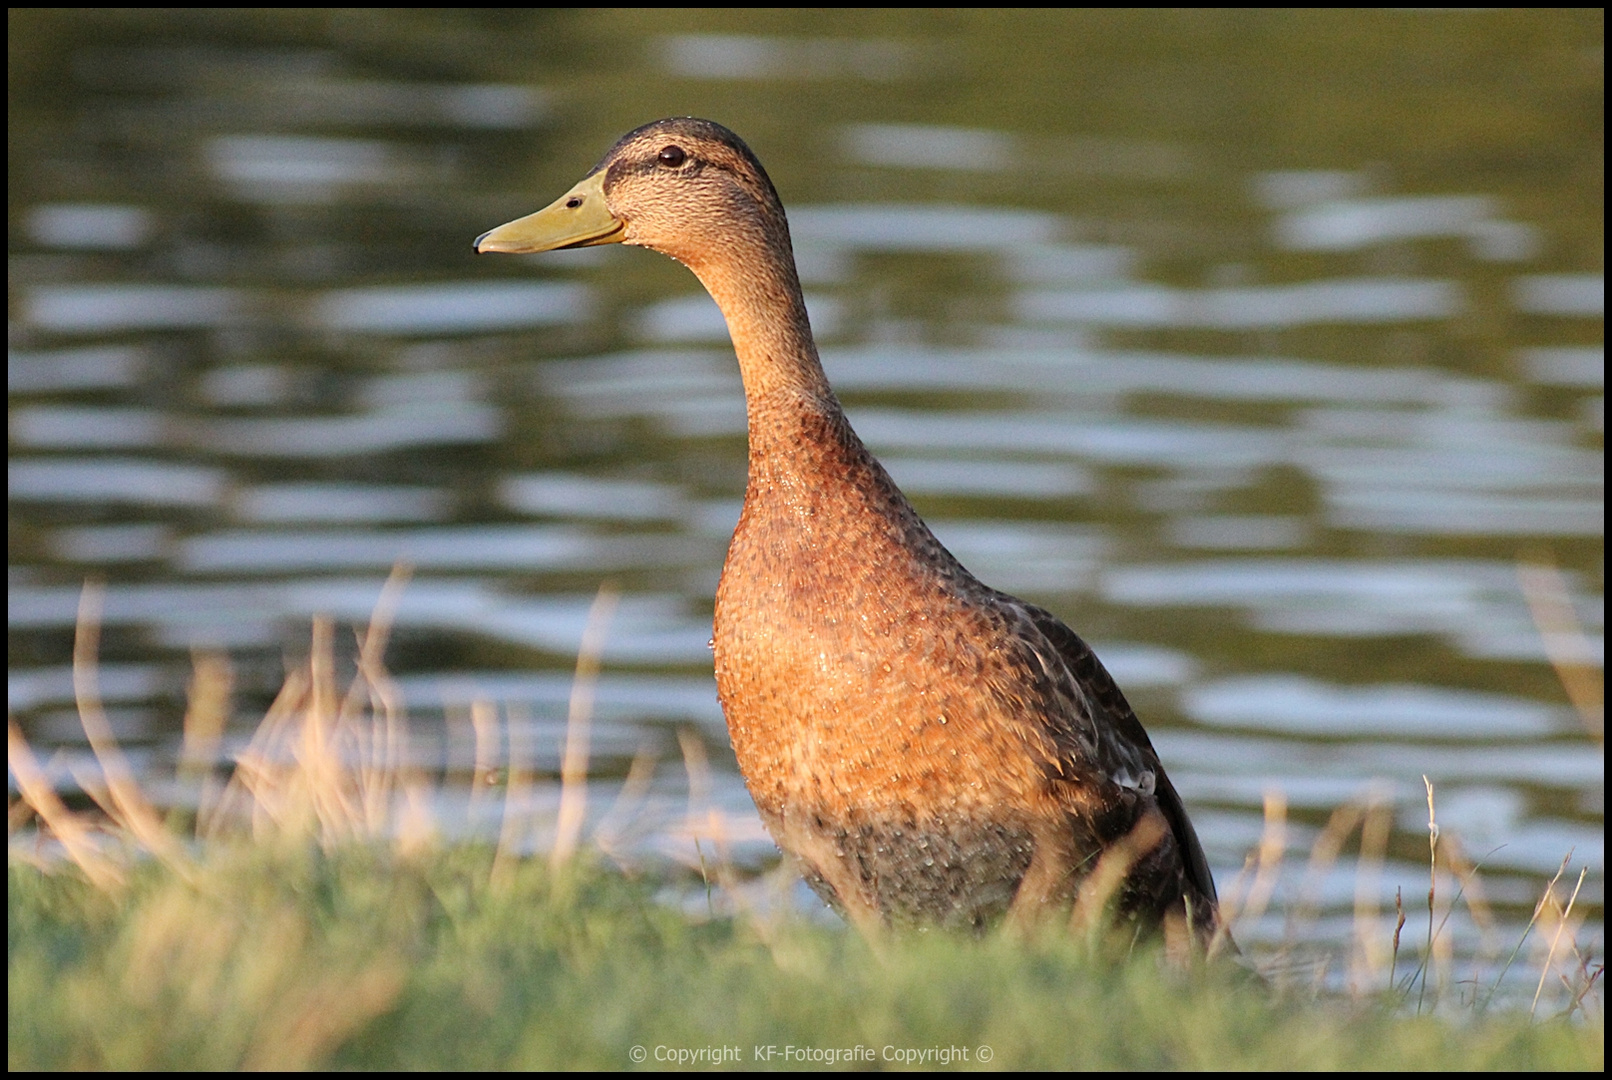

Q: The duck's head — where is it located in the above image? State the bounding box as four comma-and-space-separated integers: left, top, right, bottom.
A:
475, 117, 791, 275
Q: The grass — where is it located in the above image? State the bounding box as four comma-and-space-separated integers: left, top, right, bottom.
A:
11, 846, 1602, 1070
7, 575, 1605, 1069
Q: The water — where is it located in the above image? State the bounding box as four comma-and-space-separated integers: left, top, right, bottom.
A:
8, 10, 1602, 995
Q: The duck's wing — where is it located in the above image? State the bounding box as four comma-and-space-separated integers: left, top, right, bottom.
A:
1011, 598, 1218, 908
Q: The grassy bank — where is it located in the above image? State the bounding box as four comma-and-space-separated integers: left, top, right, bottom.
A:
8, 582, 1604, 1069
9, 845, 1601, 1070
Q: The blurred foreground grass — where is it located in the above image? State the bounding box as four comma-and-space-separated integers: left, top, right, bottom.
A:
10, 844, 1601, 1071
8, 579, 1604, 1069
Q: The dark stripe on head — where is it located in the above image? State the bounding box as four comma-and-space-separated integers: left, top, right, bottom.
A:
593, 117, 785, 213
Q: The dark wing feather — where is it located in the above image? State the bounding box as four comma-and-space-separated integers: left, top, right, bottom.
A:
1018, 602, 1218, 907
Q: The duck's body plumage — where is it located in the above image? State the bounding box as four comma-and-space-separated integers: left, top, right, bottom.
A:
479, 117, 1220, 944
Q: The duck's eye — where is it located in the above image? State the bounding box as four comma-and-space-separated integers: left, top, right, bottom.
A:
658, 145, 687, 168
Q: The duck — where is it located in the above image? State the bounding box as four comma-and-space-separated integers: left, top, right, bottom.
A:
477, 117, 1222, 949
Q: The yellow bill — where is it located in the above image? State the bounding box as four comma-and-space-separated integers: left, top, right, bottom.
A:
475, 169, 624, 254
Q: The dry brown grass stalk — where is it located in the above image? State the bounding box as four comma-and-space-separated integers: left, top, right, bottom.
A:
468, 698, 499, 818
1207, 789, 1287, 964
179, 647, 232, 826
1518, 554, 1604, 741
551, 581, 620, 872
7, 717, 125, 889
1349, 795, 1393, 995
1532, 864, 1589, 1018
676, 725, 742, 916
592, 742, 660, 871
492, 702, 533, 886
73, 581, 191, 875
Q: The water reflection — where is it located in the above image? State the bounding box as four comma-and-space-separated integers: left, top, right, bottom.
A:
25, 285, 244, 332
312, 282, 591, 334
501, 473, 687, 521
1185, 676, 1569, 738
658, 33, 916, 81
8, 345, 149, 392
9, 579, 715, 662
1271, 192, 1541, 262
841, 124, 1019, 173
224, 403, 499, 455
1103, 558, 1597, 663
1020, 277, 1463, 328
10, 458, 226, 505
27, 204, 155, 250
237, 483, 449, 523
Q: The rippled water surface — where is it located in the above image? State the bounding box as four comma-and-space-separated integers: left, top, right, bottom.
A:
9, 10, 1603, 988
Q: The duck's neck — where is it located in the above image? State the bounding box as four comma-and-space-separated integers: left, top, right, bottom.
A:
689, 231, 945, 576
686, 239, 845, 461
